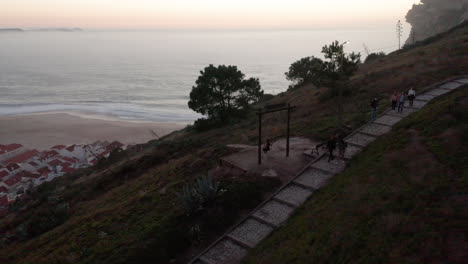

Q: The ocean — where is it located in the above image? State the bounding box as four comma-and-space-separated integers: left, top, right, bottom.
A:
0, 29, 402, 122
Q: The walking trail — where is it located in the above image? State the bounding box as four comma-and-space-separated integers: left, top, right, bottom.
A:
190, 77, 468, 264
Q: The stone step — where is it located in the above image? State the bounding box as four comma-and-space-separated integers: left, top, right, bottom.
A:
407, 100, 428, 109
252, 200, 295, 227
425, 88, 451, 96
294, 167, 334, 190
274, 184, 313, 207
414, 94, 435, 102
359, 123, 392, 137
440, 82, 464, 90
310, 155, 346, 175
227, 218, 274, 249
200, 238, 248, 264
386, 107, 417, 118
455, 78, 468, 84
343, 144, 363, 160
373, 114, 402, 126
272, 196, 298, 209
345, 132, 377, 148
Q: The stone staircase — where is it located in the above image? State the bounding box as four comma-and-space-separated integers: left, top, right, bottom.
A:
189, 77, 467, 264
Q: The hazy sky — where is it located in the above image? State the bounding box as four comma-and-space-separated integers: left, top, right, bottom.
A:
1, 0, 418, 29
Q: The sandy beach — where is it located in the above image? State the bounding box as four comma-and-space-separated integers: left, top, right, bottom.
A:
0, 112, 187, 150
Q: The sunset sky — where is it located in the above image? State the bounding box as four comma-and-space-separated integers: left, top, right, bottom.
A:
1, 0, 418, 29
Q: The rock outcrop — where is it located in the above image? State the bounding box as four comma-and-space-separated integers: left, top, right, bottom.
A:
405, 0, 467, 44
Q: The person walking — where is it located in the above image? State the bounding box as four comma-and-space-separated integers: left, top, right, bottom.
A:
327, 135, 337, 162
337, 135, 348, 159
391, 91, 398, 111
397, 92, 406, 113
370, 98, 378, 121
408, 87, 416, 107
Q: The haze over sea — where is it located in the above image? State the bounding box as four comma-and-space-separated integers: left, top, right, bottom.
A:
0, 29, 401, 122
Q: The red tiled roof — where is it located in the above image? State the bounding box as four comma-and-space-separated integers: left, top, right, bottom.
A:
48, 159, 62, 167
19, 171, 41, 179
4, 150, 40, 164
6, 163, 20, 172
52, 145, 66, 150
0, 170, 9, 179
60, 156, 78, 163
4, 175, 21, 186
42, 150, 59, 158
0, 144, 23, 153
65, 145, 76, 152
0, 186, 8, 193
61, 167, 76, 173
29, 161, 39, 167
0, 195, 14, 206
61, 162, 72, 168
36, 167, 51, 175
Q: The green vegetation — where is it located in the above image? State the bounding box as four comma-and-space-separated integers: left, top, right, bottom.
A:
188, 64, 263, 128
285, 40, 361, 90
364, 52, 386, 63
177, 174, 221, 214
244, 87, 468, 264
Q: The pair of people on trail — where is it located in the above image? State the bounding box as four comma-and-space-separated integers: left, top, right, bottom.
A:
316, 134, 347, 162
390, 91, 407, 113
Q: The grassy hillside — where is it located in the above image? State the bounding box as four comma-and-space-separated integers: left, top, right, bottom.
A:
244, 87, 468, 264
0, 23, 467, 264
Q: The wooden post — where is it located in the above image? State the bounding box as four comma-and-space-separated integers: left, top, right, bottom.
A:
258, 112, 262, 164
286, 104, 290, 157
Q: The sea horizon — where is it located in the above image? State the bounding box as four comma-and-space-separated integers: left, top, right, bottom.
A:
0, 28, 406, 123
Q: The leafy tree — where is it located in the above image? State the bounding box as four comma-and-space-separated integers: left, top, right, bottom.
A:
188, 64, 263, 122
285, 40, 361, 90
285, 57, 327, 90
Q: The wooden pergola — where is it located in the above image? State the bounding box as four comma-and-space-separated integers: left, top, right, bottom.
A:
256, 103, 296, 165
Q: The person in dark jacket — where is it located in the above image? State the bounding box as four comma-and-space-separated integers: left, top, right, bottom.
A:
337, 135, 348, 159
370, 98, 378, 121
327, 135, 337, 162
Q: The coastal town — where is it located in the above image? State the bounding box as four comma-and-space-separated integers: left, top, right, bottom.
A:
0, 141, 125, 214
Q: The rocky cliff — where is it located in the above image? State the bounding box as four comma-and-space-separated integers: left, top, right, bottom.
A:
405, 0, 467, 44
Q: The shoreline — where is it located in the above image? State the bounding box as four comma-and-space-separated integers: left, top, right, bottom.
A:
0, 112, 188, 150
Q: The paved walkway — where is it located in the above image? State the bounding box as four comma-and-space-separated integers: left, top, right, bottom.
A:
189, 77, 468, 264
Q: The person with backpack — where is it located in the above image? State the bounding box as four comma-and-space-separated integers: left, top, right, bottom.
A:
397, 92, 406, 113
370, 98, 378, 121
408, 88, 416, 107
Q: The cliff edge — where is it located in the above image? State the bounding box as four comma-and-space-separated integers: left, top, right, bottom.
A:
406, 0, 467, 44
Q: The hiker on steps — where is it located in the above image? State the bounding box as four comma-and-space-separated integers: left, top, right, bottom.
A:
408, 87, 416, 107
337, 135, 348, 159
327, 135, 337, 162
391, 91, 398, 111
397, 92, 406, 113
370, 98, 379, 121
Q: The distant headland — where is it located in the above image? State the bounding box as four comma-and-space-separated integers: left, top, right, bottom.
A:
0, 28, 83, 32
